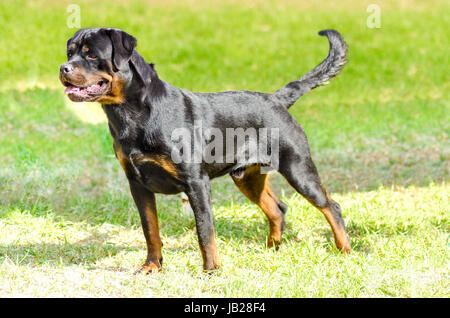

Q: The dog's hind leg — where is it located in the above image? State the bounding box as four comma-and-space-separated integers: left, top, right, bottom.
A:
231, 165, 288, 249
277, 129, 351, 253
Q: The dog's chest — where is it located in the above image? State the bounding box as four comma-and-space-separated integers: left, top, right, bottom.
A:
113, 142, 182, 194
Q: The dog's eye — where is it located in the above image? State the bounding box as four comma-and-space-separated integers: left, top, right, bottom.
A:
87, 54, 97, 59
67, 52, 73, 58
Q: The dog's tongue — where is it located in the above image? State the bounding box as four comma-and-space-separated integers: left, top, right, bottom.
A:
65, 82, 104, 95
65, 86, 88, 96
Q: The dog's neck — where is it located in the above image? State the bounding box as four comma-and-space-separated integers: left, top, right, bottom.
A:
102, 52, 167, 143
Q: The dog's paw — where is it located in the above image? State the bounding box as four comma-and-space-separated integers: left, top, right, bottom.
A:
336, 241, 351, 255
267, 233, 282, 251
202, 266, 220, 276
134, 263, 161, 275
341, 245, 352, 254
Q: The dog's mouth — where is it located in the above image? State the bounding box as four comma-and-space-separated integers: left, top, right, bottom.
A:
63, 79, 109, 101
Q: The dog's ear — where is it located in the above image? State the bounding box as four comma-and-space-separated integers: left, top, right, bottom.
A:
66, 36, 75, 58
66, 37, 73, 50
106, 28, 137, 71
66, 28, 85, 53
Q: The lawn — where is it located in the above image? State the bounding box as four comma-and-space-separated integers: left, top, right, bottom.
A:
0, 0, 448, 297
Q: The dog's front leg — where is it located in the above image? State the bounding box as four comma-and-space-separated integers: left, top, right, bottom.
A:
185, 177, 219, 272
128, 179, 163, 275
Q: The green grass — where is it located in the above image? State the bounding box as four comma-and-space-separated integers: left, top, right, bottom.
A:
0, 0, 449, 297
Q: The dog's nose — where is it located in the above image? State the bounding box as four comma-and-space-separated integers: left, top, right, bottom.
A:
60, 63, 73, 74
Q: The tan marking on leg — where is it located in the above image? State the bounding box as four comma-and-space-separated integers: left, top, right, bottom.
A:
199, 233, 219, 272
113, 143, 129, 171
318, 205, 351, 253
133, 154, 179, 179
133, 193, 163, 275
317, 186, 351, 253
232, 165, 284, 249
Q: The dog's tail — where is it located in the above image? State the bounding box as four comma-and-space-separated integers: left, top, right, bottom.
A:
271, 29, 348, 108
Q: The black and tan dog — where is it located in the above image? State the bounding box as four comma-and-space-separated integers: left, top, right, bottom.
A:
60, 28, 351, 274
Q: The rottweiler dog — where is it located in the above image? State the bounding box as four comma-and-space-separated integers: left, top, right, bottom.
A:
60, 28, 351, 274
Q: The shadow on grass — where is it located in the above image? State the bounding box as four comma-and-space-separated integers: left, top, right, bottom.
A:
0, 233, 140, 269
0, 212, 424, 269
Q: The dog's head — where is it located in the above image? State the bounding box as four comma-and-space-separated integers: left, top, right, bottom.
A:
60, 28, 137, 104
